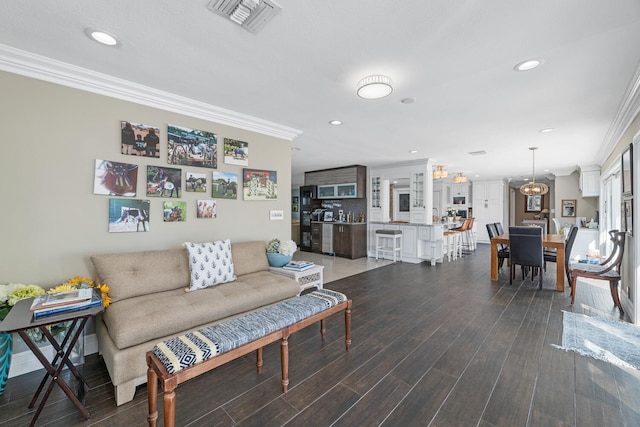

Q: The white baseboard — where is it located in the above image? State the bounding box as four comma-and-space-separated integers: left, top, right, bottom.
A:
8, 333, 98, 378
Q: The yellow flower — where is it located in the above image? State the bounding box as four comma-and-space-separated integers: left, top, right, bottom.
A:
50, 276, 112, 308
48, 283, 76, 294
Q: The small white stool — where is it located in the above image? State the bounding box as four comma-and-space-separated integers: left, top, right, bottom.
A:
375, 229, 402, 263
443, 230, 461, 262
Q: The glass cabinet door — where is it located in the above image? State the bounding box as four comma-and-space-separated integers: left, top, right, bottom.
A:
318, 185, 336, 199
336, 183, 357, 198
371, 177, 381, 208
411, 172, 424, 208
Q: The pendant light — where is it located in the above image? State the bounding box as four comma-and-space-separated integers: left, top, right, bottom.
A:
433, 165, 448, 179
519, 147, 549, 195
453, 172, 467, 183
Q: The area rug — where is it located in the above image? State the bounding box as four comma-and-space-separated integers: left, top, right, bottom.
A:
553, 310, 640, 370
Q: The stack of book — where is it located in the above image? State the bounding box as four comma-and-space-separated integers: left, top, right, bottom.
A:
30, 288, 102, 319
283, 260, 315, 271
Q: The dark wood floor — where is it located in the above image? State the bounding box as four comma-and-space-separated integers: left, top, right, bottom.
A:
2, 244, 640, 426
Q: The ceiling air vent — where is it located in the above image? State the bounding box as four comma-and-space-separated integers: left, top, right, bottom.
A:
208, 0, 282, 33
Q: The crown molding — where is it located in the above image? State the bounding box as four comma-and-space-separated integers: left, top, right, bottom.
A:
597, 59, 640, 163
0, 43, 302, 141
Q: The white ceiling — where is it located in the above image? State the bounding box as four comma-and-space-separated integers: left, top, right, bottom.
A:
2, 0, 640, 186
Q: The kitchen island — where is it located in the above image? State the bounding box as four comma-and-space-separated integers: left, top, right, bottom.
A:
368, 221, 462, 265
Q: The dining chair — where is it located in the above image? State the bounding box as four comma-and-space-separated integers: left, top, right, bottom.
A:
486, 223, 509, 269
543, 225, 578, 285
569, 230, 626, 313
508, 226, 544, 289
552, 217, 562, 234
493, 222, 509, 267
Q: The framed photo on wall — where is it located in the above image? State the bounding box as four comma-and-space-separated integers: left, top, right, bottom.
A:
562, 199, 576, 217
167, 124, 217, 168
525, 195, 542, 212
243, 168, 278, 200
212, 171, 238, 199
621, 143, 633, 196
223, 138, 249, 166
623, 199, 633, 235
108, 198, 150, 232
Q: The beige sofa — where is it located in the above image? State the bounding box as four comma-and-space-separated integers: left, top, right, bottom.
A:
91, 241, 300, 406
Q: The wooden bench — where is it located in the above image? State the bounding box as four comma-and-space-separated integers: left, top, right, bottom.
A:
146, 289, 352, 427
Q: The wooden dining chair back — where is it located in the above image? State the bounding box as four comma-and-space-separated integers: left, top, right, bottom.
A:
563, 225, 579, 284
487, 223, 509, 269
569, 230, 626, 313
508, 226, 544, 288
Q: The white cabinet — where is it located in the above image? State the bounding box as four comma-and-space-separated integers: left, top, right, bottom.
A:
411, 172, 425, 209
369, 178, 389, 222
399, 225, 417, 258
579, 166, 600, 197
410, 171, 429, 223
473, 181, 505, 243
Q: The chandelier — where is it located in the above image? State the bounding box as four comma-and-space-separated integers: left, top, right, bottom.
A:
519, 147, 549, 195
433, 165, 448, 179
453, 172, 467, 183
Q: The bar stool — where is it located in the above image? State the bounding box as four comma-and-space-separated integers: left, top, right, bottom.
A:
375, 229, 403, 263
442, 230, 462, 261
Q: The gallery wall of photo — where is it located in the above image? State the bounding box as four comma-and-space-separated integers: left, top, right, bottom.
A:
92, 121, 273, 233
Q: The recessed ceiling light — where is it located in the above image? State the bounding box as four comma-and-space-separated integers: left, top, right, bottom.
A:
87, 29, 118, 46
291, 147, 301, 151
329, 120, 342, 125
514, 59, 543, 71
401, 97, 416, 104
408, 150, 418, 154
539, 128, 554, 133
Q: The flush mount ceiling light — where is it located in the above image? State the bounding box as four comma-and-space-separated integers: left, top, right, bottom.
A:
514, 59, 544, 71
519, 147, 549, 195
433, 165, 448, 179
329, 120, 342, 125
453, 172, 468, 183
356, 75, 393, 99
86, 29, 118, 46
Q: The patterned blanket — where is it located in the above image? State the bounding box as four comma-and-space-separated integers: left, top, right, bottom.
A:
153, 289, 347, 374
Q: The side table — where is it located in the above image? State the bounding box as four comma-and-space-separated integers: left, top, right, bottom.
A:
269, 265, 324, 293
0, 291, 104, 427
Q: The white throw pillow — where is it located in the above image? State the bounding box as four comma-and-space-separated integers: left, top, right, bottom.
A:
184, 239, 236, 290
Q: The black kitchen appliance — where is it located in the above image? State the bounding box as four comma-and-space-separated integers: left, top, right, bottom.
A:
300, 185, 316, 251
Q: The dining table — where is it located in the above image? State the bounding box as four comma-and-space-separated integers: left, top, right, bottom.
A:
490, 233, 566, 292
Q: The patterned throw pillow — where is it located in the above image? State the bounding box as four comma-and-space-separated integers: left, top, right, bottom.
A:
184, 239, 236, 290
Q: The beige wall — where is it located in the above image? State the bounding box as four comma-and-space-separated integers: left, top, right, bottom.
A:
554, 171, 599, 227
0, 71, 292, 287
